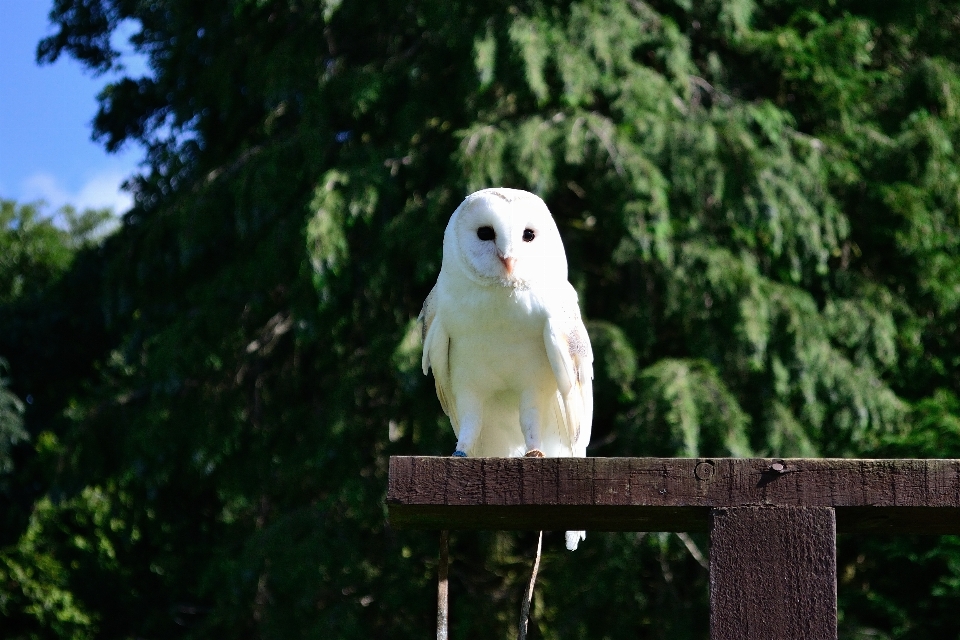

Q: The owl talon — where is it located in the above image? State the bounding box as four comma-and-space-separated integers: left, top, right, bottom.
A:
452, 450, 467, 458
524, 449, 545, 458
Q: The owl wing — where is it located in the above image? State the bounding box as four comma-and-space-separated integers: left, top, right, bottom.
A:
542, 283, 594, 456
419, 285, 459, 431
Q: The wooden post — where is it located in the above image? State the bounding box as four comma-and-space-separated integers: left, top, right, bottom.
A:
710, 507, 837, 639
388, 456, 960, 638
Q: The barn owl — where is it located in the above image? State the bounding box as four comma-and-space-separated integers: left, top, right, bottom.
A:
419, 188, 594, 550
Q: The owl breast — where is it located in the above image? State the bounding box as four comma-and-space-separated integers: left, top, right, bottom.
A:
441, 281, 555, 396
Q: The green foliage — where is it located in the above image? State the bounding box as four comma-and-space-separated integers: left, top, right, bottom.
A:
0, 199, 110, 303
0, 199, 117, 634
0, 358, 27, 476
0, 491, 109, 640
0, 198, 113, 482
2, 0, 960, 637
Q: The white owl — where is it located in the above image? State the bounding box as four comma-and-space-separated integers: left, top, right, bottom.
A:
419, 188, 594, 550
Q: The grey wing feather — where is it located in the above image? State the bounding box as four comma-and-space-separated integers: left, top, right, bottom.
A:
543, 285, 594, 456
419, 286, 458, 430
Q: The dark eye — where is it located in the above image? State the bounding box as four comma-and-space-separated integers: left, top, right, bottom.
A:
477, 226, 495, 241
522, 228, 536, 242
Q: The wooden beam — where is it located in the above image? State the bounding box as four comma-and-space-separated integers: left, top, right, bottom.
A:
387, 456, 960, 534
710, 507, 837, 639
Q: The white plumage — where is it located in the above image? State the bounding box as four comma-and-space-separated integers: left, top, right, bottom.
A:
419, 188, 594, 550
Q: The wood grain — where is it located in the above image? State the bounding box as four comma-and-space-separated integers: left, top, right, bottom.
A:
710, 507, 837, 639
387, 457, 960, 533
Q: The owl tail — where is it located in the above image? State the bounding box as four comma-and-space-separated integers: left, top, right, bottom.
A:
565, 530, 586, 551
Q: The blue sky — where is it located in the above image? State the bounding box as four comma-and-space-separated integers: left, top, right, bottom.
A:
0, 1, 147, 215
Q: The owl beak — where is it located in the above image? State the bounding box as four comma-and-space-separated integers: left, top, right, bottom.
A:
498, 255, 516, 275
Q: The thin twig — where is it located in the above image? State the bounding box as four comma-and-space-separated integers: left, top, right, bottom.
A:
438, 530, 449, 640
676, 532, 709, 570
518, 530, 543, 640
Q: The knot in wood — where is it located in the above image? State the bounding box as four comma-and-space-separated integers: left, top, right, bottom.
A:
694, 460, 715, 481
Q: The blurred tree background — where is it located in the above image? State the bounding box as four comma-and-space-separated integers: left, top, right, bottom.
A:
3, 0, 960, 637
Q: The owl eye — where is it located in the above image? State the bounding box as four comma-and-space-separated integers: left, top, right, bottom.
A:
477, 226, 495, 241
522, 228, 536, 242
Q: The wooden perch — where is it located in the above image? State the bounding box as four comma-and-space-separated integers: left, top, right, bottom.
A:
387, 456, 960, 534
388, 456, 960, 640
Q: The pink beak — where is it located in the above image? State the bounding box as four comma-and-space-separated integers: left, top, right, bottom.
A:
499, 255, 516, 275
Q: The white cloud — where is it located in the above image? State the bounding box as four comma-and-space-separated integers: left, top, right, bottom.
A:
21, 169, 133, 214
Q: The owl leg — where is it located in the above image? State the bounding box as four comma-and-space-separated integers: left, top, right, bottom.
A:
519, 391, 544, 456
453, 394, 483, 457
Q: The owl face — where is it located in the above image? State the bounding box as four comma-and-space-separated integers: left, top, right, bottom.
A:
444, 189, 568, 287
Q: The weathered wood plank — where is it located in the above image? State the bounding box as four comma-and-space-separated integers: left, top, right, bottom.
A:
710, 507, 837, 640
387, 457, 960, 533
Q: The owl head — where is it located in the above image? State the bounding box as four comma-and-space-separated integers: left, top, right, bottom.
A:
442, 188, 568, 287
